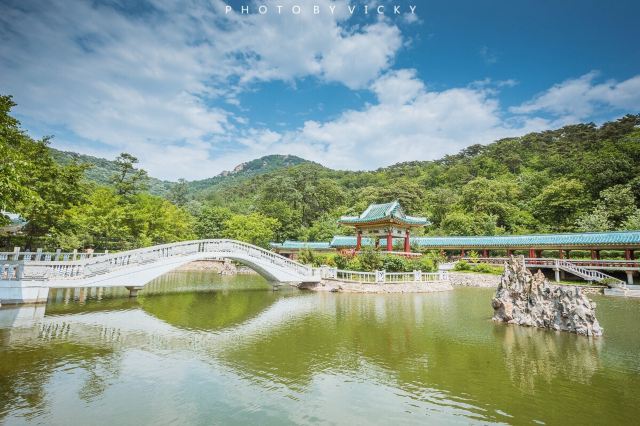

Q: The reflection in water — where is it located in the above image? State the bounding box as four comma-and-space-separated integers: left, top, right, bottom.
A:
1, 273, 640, 425
497, 323, 602, 393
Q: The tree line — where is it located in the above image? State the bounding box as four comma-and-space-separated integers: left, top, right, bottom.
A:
2, 93, 639, 252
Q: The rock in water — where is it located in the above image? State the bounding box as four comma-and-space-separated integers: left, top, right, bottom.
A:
491, 256, 603, 337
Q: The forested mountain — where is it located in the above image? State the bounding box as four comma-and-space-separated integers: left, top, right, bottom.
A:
3, 92, 639, 250
50, 148, 313, 197
192, 114, 640, 241
49, 148, 174, 195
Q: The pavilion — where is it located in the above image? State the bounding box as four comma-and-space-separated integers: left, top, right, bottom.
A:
337, 200, 428, 253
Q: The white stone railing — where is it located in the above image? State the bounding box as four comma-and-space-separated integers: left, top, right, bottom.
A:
0, 248, 108, 262
3, 239, 313, 282
1, 261, 23, 280
318, 266, 446, 283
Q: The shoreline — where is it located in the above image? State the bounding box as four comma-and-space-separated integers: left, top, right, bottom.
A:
299, 279, 453, 293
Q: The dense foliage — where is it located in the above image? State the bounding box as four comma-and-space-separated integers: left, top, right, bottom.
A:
189, 114, 640, 239
2, 94, 639, 254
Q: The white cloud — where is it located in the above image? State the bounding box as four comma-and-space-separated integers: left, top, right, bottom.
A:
0, 0, 405, 179
221, 70, 550, 173
510, 71, 640, 121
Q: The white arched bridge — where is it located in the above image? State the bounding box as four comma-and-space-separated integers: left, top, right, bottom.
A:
0, 240, 321, 304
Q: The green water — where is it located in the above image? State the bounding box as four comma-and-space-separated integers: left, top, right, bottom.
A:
1, 271, 639, 425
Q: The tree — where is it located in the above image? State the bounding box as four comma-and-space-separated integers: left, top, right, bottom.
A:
532, 179, 588, 231
575, 208, 612, 232
0, 95, 87, 242
596, 185, 636, 227
622, 210, 640, 230
194, 206, 233, 239
440, 211, 499, 236
110, 153, 149, 197
223, 213, 280, 248
168, 178, 189, 206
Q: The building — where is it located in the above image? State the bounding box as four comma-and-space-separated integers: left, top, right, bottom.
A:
337, 201, 428, 253
270, 201, 640, 262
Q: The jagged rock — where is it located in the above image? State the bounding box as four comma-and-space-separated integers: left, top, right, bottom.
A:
492, 256, 603, 337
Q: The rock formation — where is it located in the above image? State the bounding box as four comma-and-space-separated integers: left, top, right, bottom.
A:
492, 256, 603, 336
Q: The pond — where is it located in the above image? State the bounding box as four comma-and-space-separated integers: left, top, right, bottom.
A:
1, 271, 639, 425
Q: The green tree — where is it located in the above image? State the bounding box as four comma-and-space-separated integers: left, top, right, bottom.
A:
622, 210, 640, 230
223, 213, 280, 248
596, 185, 636, 227
110, 153, 149, 197
532, 178, 588, 230
194, 206, 233, 239
168, 178, 189, 206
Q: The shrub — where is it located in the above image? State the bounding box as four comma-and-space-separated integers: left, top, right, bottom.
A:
454, 260, 471, 271
346, 257, 362, 271
359, 246, 383, 271
418, 256, 436, 272
382, 255, 407, 272
471, 263, 495, 273
334, 254, 349, 270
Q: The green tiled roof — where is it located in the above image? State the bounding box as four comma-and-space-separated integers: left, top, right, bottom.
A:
270, 241, 332, 250
330, 236, 375, 247
339, 200, 428, 226
412, 231, 640, 248
329, 231, 640, 248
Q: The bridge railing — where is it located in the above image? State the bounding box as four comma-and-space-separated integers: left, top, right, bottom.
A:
0, 250, 108, 262
458, 257, 640, 269
7, 239, 314, 282
1, 261, 23, 280
320, 267, 445, 283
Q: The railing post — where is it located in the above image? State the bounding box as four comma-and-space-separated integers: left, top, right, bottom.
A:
13, 246, 20, 261
72, 249, 78, 261
375, 270, 385, 283
35, 248, 42, 261
54, 249, 61, 261
413, 270, 421, 282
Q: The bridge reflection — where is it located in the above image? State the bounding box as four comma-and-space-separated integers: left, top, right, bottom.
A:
1, 288, 639, 425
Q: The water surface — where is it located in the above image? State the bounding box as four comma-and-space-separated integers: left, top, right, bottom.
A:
1, 271, 639, 425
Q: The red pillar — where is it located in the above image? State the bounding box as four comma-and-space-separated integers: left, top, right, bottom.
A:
483, 249, 489, 258
529, 248, 536, 258
559, 249, 564, 259
595, 250, 600, 260
460, 248, 465, 258
625, 249, 634, 267
404, 230, 410, 253
507, 249, 513, 257
386, 231, 393, 252
356, 231, 362, 251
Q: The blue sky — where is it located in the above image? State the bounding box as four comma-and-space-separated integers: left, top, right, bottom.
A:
1, 0, 638, 180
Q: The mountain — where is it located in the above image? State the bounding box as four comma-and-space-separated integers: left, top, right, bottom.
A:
49, 148, 314, 196
48, 148, 174, 195
186, 154, 315, 195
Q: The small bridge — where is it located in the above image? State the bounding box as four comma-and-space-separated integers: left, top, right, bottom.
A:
0, 240, 321, 304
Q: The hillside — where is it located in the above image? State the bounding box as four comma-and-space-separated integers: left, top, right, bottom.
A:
47, 114, 640, 243
49, 148, 314, 197
196, 114, 640, 241
49, 148, 173, 195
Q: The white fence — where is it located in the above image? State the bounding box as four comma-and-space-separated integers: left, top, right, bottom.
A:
317, 266, 448, 283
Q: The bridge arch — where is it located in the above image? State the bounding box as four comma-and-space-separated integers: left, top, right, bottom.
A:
4, 240, 321, 299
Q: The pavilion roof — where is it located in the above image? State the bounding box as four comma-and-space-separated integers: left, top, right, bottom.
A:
338, 201, 428, 226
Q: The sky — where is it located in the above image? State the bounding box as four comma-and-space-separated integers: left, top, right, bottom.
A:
1, 0, 639, 181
